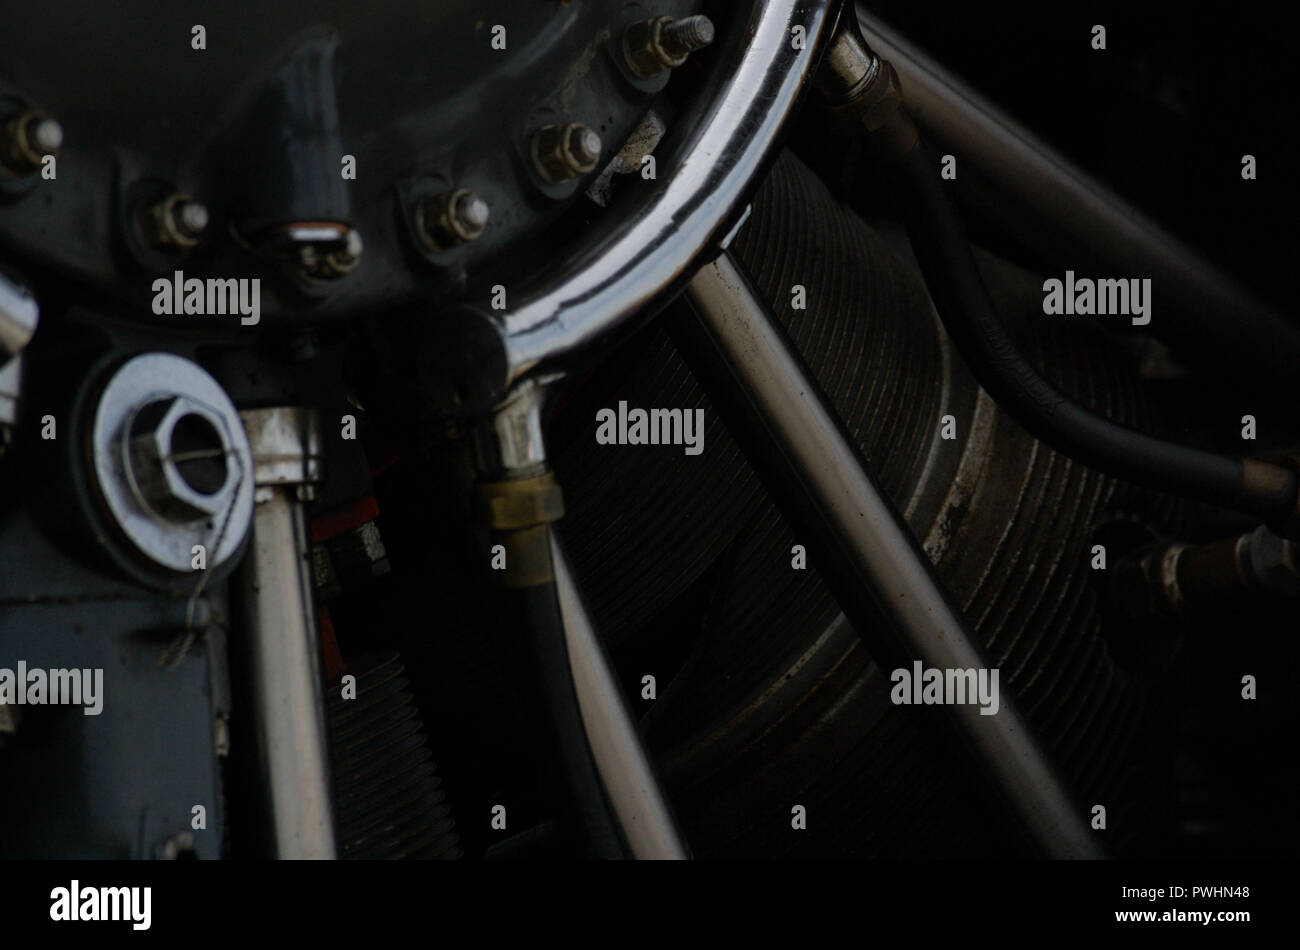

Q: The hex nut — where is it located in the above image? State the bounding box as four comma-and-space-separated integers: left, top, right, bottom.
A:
418, 189, 490, 250
1, 111, 61, 173
622, 15, 715, 78
143, 193, 208, 250
532, 123, 602, 184
127, 395, 236, 523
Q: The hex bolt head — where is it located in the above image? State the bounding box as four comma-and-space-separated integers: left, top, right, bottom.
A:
622, 15, 715, 78
2, 111, 63, 173
126, 395, 235, 523
418, 188, 490, 250
144, 193, 208, 250
532, 123, 603, 184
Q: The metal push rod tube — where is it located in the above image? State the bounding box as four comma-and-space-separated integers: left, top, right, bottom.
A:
237, 407, 337, 859
552, 531, 688, 860
853, 5, 1300, 399
678, 253, 1103, 859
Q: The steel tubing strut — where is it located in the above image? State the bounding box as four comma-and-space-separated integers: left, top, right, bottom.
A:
678, 253, 1103, 859
552, 531, 689, 860
853, 5, 1300, 399
237, 408, 337, 859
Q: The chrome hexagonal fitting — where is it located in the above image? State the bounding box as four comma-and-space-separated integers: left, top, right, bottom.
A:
125, 394, 238, 523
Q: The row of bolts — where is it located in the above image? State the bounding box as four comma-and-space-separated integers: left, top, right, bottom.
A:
0, 15, 714, 270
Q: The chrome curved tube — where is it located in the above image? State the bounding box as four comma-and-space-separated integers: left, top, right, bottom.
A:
504, 0, 835, 384
434, 0, 836, 411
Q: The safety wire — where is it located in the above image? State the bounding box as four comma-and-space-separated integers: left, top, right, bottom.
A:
159, 445, 246, 671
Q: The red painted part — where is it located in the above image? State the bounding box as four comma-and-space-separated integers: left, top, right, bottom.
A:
310, 494, 380, 543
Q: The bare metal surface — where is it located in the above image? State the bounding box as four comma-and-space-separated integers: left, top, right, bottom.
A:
1, 111, 61, 172
0, 271, 38, 357
553, 532, 688, 860
144, 193, 208, 249
0, 355, 17, 428
0, 271, 36, 430
471, 378, 553, 479
239, 489, 337, 859
489, 0, 833, 399
238, 405, 335, 859
240, 406, 324, 487
1245, 526, 1300, 596
623, 15, 715, 78
684, 253, 1102, 859
91, 353, 253, 572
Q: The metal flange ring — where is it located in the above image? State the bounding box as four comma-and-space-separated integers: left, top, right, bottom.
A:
90, 353, 254, 573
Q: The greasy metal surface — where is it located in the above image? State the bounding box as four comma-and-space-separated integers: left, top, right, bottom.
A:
471, 0, 836, 403
90, 353, 253, 572
470, 379, 552, 479
0, 503, 226, 858
682, 252, 1101, 858
553, 150, 1155, 857
553, 532, 688, 859
237, 486, 337, 858
326, 652, 462, 859
0, 270, 38, 357
0, 0, 697, 324
240, 406, 323, 487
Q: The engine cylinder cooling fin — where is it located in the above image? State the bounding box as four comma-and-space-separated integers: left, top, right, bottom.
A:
326, 652, 462, 860
552, 149, 1172, 857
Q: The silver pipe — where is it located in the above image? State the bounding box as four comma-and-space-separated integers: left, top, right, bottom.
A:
551, 532, 688, 860
0, 271, 39, 358
682, 253, 1102, 859
436, 0, 835, 412
238, 408, 336, 859
854, 6, 1300, 385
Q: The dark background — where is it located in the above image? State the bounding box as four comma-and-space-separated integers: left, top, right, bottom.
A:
864, 0, 1299, 311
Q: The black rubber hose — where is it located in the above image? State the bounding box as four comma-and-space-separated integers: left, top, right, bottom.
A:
891, 135, 1298, 523
509, 561, 626, 860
